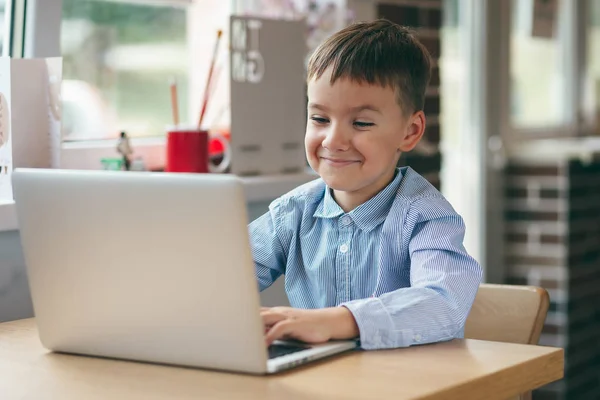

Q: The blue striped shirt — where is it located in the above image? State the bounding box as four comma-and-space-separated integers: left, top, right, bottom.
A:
249, 167, 482, 350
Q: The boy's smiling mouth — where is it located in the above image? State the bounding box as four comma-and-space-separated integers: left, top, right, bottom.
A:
320, 157, 360, 167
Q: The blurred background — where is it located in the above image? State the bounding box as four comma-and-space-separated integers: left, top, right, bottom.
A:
0, 1, 598, 399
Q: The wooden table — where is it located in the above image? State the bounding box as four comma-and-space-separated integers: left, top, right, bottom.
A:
0, 319, 563, 400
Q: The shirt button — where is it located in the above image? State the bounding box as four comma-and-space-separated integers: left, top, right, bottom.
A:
339, 244, 349, 253
341, 216, 352, 226
414, 334, 422, 342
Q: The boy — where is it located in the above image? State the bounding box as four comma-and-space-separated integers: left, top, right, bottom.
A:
250, 19, 482, 350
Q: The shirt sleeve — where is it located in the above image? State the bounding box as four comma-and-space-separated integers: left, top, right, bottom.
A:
248, 199, 287, 292
341, 196, 483, 350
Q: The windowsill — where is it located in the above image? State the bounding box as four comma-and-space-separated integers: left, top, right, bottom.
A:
240, 171, 317, 202
0, 170, 318, 233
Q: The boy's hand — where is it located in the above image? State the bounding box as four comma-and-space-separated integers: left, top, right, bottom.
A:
261, 306, 359, 346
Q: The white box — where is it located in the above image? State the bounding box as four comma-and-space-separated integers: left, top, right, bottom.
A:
229, 16, 307, 176
0, 57, 62, 201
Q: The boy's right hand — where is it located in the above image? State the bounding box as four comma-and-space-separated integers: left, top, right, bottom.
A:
261, 306, 359, 347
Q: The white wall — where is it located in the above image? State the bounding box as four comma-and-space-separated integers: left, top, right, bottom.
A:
0, 230, 33, 322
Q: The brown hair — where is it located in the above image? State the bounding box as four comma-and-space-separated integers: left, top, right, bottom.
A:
307, 19, 432, 115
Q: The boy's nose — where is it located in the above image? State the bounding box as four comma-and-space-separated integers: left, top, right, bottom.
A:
322, 124, 351, 151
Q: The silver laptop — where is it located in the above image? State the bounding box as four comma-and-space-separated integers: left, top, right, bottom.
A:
12, 168, 357, 374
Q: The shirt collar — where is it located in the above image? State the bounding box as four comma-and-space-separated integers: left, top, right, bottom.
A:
313, 169, 404, 232
313, 186, 345, 219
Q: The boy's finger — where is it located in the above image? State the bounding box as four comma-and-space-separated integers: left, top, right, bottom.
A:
265, 320, 293, 346
260, 310, 288, 326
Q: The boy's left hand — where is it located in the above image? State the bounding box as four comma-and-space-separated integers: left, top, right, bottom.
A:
261, 306, 359, 346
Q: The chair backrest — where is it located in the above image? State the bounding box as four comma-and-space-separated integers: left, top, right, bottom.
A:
464, 284, 550, 400
464, 284, 550, 345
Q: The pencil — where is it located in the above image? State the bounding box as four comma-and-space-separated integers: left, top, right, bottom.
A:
197, 29, 223, 130
169, 77, 180, 127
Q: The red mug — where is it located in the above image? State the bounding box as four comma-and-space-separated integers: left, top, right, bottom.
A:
165, 127, 231, 173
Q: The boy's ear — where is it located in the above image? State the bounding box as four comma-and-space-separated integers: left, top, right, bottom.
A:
398, 111, 426, 152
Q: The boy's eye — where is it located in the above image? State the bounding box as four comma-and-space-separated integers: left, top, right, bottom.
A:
311, 117, 329, 124
354, 121, 375, 128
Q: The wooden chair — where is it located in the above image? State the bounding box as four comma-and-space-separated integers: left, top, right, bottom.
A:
464, 284, 550, 400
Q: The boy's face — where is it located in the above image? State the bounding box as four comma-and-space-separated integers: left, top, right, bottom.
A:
306, 69, 425, 206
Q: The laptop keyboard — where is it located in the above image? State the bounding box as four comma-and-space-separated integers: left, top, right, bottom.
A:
268, 343, 308, 359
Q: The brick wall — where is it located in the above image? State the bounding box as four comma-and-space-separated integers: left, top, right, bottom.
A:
376, 0, 442, 190
505, 158, 600, 400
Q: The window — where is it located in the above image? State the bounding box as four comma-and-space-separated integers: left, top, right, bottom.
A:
586, 0, 600, 132
61, 0, 189, 141
440, 0, 464, 149
510, 0, 564, 128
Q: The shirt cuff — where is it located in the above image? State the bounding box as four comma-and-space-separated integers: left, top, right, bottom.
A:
341, 297, 414, 350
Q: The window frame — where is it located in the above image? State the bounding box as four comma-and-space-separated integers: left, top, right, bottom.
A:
1, 0, 20, 232
6, 0, 25, 57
